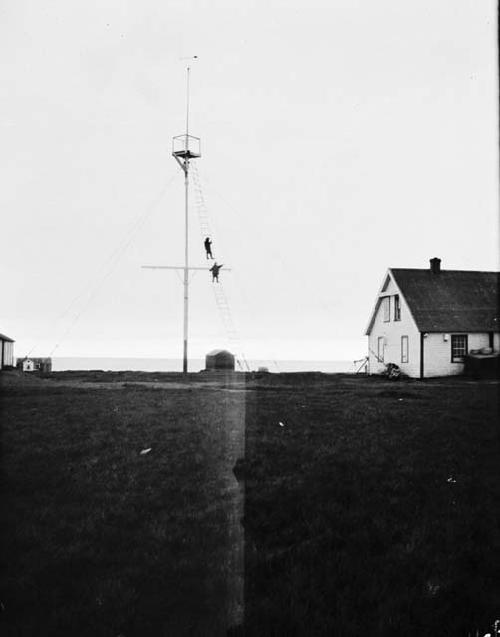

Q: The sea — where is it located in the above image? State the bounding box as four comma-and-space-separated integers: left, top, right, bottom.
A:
52, 357, 357, 374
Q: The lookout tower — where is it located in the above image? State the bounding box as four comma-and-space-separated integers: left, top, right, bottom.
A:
172, 134, 201, 160
142, 61, 239, 375
170, 64, 202, 374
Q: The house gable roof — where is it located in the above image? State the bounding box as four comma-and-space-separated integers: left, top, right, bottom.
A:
390, 269, 500, 333
0, 333, 15, 342
365, 270, 419, 335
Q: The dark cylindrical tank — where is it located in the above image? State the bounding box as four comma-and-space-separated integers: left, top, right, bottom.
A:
205, 349, 235, 371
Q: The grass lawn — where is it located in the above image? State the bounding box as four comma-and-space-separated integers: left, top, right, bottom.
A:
1, 370, 499, 636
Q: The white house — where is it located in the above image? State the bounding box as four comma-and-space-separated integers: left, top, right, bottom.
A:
365, 258, 500, 378
0, 333, 15, 370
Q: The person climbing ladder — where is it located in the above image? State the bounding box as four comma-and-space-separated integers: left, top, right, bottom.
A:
204, 237, 213, 259
210, 262, 223, 283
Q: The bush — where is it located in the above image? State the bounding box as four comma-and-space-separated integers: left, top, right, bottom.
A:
383, 362, 401, 380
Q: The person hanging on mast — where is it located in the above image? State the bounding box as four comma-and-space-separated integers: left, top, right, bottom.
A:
210, 262, 223, 283
204, 236, 213, 259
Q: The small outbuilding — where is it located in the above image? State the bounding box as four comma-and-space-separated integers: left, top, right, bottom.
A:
0, 333, 15, 370
22, 358, 35, 372
16, 357, 52, 373
205, 349, 235, 371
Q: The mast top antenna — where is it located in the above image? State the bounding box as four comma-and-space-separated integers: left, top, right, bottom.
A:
172, 57, 201, 160
183, 56, 198, 136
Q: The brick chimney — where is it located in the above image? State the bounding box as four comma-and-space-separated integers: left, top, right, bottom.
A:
430, 257, 441, 274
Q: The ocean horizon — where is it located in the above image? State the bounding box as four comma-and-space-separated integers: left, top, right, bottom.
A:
52, 357, 360, 374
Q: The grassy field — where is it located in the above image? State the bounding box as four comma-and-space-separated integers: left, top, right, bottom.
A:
1, 370, 499, 636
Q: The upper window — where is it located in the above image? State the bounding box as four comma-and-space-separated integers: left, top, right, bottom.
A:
451, 335, 468, 362
382, 297, 390, 322
394, 295, 401, 321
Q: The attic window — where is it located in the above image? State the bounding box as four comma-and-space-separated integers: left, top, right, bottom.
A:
451, 335, 468, 363
382, 297, 390, 322
394, 295, 401, 321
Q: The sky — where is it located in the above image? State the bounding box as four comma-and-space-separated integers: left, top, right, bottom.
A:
1, 0, 498, 365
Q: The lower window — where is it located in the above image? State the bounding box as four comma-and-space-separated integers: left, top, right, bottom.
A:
451, 334, 468, 362
377, 336, 384, 362
401, 336, 409, 363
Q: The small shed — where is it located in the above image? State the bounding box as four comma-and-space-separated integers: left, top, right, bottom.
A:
23, 358, 35, 372
16, 357, 52, 373
0, 333, 15, 369
205, 349, 235, 371
464, 350, 500, 378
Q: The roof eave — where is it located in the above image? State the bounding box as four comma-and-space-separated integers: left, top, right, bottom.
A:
365, 269, 392, 335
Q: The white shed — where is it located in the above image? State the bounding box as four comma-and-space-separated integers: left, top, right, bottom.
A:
22, 359, 35, 372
